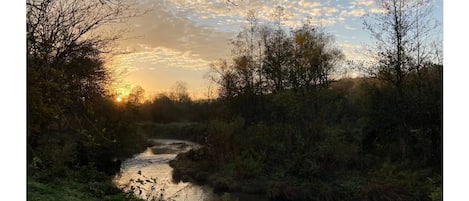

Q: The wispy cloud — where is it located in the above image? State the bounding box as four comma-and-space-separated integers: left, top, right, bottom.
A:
159, 0, 354, 29
356, 0, 375, 7
104, 0, 442, 99
338, 42, 371, 62
298, 0, 321, 8
347, 8, 367, 17
111, 45, 213, 72
110, 0, 385, 78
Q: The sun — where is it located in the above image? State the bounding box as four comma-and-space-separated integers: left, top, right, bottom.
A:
116, 97, 123, 103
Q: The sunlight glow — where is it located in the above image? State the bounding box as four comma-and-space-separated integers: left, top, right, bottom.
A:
116, 97, 123, 102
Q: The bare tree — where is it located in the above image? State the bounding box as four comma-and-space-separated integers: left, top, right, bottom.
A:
27, 0, 143, 64
210, 60, 239, 99
363, 0, 440, 159
364, 0, 439, 91
262, 6, 292, 92
408, 0, 440, 93
230, 9, 263, 94
170, 81, 191, 103
127, 85, 145, 105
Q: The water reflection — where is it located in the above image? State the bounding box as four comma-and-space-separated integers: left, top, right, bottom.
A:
114, 139, 215, 201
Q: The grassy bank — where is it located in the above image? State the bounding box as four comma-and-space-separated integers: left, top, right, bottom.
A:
27, 165, 143, 201
28, 177, 132, 201
169, 147, 269, 194
170, 144, 442, 201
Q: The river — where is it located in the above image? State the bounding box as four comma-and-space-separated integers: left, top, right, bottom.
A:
114, 139, 219, 201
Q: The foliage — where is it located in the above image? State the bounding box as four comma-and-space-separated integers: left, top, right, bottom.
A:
212, 20, 343, 99
27, 0, 150, 200
138, 91, 220, 123
167, 7, 442, 199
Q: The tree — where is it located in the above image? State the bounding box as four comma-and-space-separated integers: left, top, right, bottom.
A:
127, 86, 145, 105
27, 0, 145, 172
363, 0, 441, 160
27, 0, 142, 130
170, 81, 191, 103
364, 0, 438, 92
27, 0, 141, 63
229, 10, 260, 94
291, 21, 344, 92
213, 6, 343, 97
262, 6, 292, 92
211, 60, 238, 99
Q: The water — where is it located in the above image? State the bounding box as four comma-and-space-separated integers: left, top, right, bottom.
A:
114, 139, 217, 201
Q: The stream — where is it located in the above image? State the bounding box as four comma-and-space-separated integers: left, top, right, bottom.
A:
114, 139, 218, 201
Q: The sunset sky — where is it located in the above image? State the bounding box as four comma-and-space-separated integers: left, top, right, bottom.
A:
108, 0, 443, 100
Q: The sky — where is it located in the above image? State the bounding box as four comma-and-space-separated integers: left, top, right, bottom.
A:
4, 1, 469, 198
3, 1, 469, 199
108, 0, 443, 100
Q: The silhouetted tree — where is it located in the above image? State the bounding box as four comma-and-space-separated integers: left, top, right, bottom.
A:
27, 0, 142, 134
170, 81, 191, 103
363, 0, 441, 161
291, 21, 344, 92
27, 0, 147, 176
262, 6, 292, 92
364, 0, 438, 91
127, 86, 145, 104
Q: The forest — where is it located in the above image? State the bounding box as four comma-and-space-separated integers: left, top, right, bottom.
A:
27, 0, 442, 201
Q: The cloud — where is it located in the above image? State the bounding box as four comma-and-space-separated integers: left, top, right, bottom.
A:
117, 0, 234, 62
111, 0, 383, 71
370, 7, 386, 13
298, 0, 321, 8
322, 7, 339, 17
337, 42, 374, 63
111, 45, 213, 72
112, 0, 384, 73
340, 0, 383, 17
344, 25, 357, 30
348, 8, 366, 17
157, 0, 353, 30
356, 0, 375, 7
338, 42, 361, 50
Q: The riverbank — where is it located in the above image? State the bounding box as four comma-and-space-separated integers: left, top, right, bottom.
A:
169, 147, 270, 200
27, 168, 141, 201
170, 145, 442, 201
27, 127, 151, 201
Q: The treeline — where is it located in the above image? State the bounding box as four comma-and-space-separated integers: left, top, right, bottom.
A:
169, 2, 442, 201
138, 89, 216, 123
27, 0, 148, 200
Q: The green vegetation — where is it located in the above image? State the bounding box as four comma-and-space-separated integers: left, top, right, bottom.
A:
168, 76, 442, 201
28, 171, 131, 201
166, 1, 442, 201
169, 73, 442, 200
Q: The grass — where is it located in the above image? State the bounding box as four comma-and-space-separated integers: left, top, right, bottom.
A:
27, 177, 135, 201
